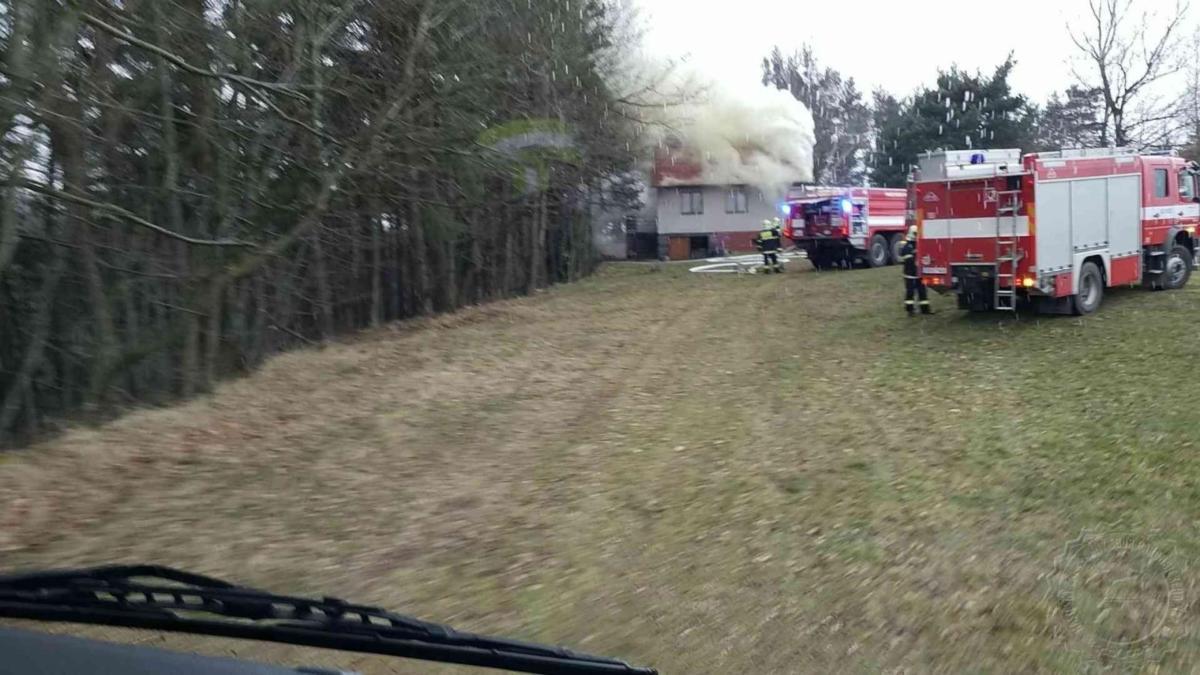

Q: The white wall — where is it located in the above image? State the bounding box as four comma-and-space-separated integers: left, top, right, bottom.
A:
655, 185, 781, 234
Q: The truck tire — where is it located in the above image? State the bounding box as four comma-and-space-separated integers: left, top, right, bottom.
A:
868, 234, 889, 267
1163, 245, 1193, 290
889, 235, 905, 265
1072, 261, 1104, 315
809, 249, 831, 271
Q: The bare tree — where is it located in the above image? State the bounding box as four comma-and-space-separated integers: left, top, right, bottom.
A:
1068, 0, 1189, 147
1177, 29, 1200, 158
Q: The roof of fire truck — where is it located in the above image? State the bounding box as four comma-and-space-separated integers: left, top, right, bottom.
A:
785, 185, 905, 204
914, 148, 1024, 181
912, 147, 1182, 183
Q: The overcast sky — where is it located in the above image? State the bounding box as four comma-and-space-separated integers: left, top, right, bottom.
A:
635, 0, 1188, 103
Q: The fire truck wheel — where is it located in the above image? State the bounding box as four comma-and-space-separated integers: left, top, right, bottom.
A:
1072, 261, 1104, 315
868, 235, 890, 267
1163, 245, 1193, 290
889, 235, 905, 264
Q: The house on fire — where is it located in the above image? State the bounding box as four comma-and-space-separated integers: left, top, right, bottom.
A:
639, 142, 809, 260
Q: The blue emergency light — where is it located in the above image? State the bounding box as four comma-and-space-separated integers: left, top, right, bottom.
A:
779, 203, 790, 216
970, 152, 986, 164
840, 198, 853, 213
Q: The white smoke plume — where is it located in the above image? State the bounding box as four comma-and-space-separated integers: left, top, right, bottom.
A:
625, 60, 816, 198
660, 78, 816, 195
598, 3, 814, 197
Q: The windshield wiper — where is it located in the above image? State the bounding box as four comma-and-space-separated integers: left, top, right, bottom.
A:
0, 565, 657, 675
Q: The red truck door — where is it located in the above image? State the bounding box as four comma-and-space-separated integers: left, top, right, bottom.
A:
1142, 158, 1177, 248
1173, 160, 1199, 231
1134, 157, 1200, 288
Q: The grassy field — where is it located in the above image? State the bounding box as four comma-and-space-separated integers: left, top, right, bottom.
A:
4, 260, 1200, 673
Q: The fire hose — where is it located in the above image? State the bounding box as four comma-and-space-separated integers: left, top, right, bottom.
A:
688, 250, 806, 274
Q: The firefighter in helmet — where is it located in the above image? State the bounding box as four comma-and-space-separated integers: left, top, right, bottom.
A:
900, 225, 931, 314
755, 219, 783, 274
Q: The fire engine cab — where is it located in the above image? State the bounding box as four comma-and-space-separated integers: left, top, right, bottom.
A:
912, 148, 1199, 314
782, 186, 908, 270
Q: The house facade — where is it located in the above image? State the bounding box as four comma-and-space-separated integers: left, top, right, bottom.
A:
647, 145, 804, 260
654, 184, 784, 259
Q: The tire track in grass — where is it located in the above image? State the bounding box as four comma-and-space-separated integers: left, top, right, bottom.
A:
494, 271, 772, 671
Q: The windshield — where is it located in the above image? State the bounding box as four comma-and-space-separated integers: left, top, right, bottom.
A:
3, 1, 1200, 673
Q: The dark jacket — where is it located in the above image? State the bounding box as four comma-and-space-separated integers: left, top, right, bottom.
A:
899, 239, 918, 277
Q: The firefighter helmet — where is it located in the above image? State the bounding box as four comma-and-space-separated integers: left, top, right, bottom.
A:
907, 225, 918, 241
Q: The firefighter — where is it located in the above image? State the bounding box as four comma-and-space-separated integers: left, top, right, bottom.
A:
900, 225, 931, 314
755, 219, 783, 273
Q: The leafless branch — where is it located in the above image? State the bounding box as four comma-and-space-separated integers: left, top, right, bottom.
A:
13, 180, 257, 248
80, 12, 309, 101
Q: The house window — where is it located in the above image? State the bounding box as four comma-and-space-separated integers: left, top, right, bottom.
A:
725, 187, 748, 214
1155, 169, 1170, 198
680, 188, 703, 215
1180, 170, 1195, 200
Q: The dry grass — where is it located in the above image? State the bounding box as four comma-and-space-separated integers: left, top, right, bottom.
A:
4, 261, 1200, 673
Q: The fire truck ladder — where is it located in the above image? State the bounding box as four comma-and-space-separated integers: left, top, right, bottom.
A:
994, 190, 1022, 312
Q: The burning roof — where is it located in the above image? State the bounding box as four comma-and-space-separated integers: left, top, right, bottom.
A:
642, 76, 815, 194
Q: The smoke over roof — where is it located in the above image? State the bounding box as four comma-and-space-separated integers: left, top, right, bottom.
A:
648, 75, 815, 196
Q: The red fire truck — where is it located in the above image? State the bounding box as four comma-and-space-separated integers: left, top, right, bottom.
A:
782, 186, 909, 269
912, 148, 1199, 314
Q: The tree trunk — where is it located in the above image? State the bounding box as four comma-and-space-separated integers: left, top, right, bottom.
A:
181, 313, 201, 398
152, 267, 172, 400
527, 196, 542, 293
370, 206, 383, 327
252, 273, 268, 364
307, 10, 334, 338
123, 263, 142, 398
501, 196, 516, 297
233, 280, 251, 369
444, 234, 458, 310
311, 228, 335, 337
60, 123, 118, 408
468, 210, 484, 303
410, 193, 432, 315
203, 283, 223, 388
153, 12, 200, 397
350, 216, 362, 326
389, 221, 403, 319
0, 1, 32, 276
0, 251, 66, 441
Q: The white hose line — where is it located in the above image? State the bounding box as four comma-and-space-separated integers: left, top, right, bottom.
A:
688, 262, 752, 274
690, 250, 806, 274
700, 250, 807, 264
